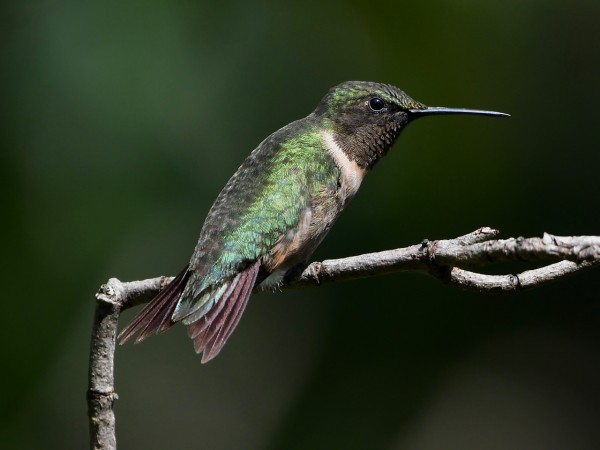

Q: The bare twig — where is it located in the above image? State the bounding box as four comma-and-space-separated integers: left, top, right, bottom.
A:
292, 228, 598, 289
87, 227, 600, 449
88, 278, 167, 450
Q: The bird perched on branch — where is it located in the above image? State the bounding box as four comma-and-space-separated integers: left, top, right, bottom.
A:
118, 81, 507, 362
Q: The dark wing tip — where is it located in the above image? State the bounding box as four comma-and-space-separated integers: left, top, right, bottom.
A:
118, 268, 191, 345
187, 260, 261, 363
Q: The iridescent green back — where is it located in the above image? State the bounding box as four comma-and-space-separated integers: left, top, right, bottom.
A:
185, 116, 339, 297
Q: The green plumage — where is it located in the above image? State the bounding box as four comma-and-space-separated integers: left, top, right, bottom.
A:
177, 121, 340, 316
118, 81, 507, 362
216, 129, 335, 271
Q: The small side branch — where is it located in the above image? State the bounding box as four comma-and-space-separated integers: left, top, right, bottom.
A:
293, 228, 598, 290
87, 227, 600, 450
448, 260, 592, 293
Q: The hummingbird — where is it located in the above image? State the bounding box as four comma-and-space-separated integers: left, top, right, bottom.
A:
118, 81, 508, 362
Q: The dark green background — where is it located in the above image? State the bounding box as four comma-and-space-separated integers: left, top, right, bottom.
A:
3, 1, 600, 449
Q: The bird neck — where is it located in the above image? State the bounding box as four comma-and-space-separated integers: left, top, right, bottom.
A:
328, 121, 404, 169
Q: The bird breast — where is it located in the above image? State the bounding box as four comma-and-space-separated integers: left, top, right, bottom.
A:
320, 130, 366, 203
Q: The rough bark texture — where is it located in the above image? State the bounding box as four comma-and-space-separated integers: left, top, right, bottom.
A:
88, 277, 169, 450
88, 228, 600, 450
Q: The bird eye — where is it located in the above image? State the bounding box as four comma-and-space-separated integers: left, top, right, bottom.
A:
368, 97, 385, 112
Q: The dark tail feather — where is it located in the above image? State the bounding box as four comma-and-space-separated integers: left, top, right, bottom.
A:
187, 277, 238, 341
118, 268, 191, 345
196, 272, 251, 356
188, 260, 260, 363
191, 272, 249, 346
205, 266, 256, 359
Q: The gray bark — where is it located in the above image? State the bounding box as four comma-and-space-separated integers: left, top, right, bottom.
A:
88, 227, 600, 449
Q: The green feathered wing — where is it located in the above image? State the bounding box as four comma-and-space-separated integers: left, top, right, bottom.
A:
119, 121, 340, 362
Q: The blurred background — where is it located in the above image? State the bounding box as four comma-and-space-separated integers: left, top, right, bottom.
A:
2, 0, 600, 449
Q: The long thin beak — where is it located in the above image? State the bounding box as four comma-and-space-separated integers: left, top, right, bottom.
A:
408, 107, 510, 118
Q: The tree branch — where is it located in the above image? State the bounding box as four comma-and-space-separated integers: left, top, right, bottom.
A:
88, 277, 169, 450
87, 227, 600, 449
292, 228, 598, 290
